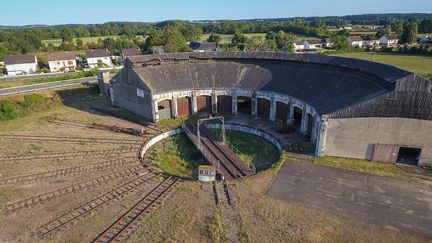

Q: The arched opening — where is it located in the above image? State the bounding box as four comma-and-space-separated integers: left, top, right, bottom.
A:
237, 96, 252, 114
293, 106, 303, 128
177, 96, 192, 117
157, 99, 172, 120
276, 101, 288, 123
307, 113, 314, 138
197, 95, 212, 114
217, 95, 232, 115
257, 98, 271, 120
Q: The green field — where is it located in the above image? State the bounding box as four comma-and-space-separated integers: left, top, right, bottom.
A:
42, 35, 123, 46
336, 52, 432, 78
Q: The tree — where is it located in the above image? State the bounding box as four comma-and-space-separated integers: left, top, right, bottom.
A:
331, 34, 351, 52
419, 19, 432, 33
231, 31, 247, 44
401, 19, 419, 43
207, 34, 222, 44
163, 26, 189, 53
394, 20, 405, 37
76, 38, 84, 49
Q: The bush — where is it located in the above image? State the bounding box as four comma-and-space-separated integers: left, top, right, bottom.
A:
0, 100, 18, 120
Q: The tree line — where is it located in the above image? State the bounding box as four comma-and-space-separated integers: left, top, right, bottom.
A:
1, 17, 432, 60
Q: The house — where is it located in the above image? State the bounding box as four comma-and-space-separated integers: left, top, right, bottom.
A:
293, 41, 305, 51
47, 52, 77, 73
5, 54, 38, 76
348, 35, 364, 47
321, 38, 333, 48
364, 36, 380, 47
86, 49, 113, 68
189, 42, 217, 52
304, 40, 323, 49
121, 48, 141, 62
380, 35, 399, 47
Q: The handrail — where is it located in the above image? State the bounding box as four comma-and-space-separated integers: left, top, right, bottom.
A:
205, 125, 256, 174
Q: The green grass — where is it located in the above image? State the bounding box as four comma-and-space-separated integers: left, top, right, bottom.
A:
336, 52, 432, 79
200, 33, 316, 44
0, 94, 61, 121
314, 156, 406, 179
150, 134, 204, 179
42, 35, 121, 46
224, 131, 280, 172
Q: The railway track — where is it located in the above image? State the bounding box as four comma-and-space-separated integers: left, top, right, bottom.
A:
0, 147, 137, 163
5, 166, 144, 213
36, 171, 160, 238
47, 117, 150, 137
0, 157, 140, 185
92, 176, 180, 242
0, 134, 145, 146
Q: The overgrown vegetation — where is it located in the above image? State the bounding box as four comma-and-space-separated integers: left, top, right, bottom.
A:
314, 156, 406, 179
150, 134, 204, 179
225, 131, 280, 172
0, 94, 60, 121
208, 207, 226, 243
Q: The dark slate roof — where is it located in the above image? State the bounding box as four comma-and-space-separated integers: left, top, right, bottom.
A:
189, 42, 217, 51
86, 49, 111, 58
5, 54, 36, 65
122, 48, 141, 57
47, 52, 76, 61
384, 35, 399, 40
123, 52, 430, 118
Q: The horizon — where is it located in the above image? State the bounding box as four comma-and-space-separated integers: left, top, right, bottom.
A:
1, 0, 431, 26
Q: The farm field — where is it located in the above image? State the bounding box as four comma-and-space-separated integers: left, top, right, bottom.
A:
42, 35, 124, 46
336, 52, 432, 78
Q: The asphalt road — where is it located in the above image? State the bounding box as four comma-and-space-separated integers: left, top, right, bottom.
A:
0, 79, 97, 96
266, 160, 432, 239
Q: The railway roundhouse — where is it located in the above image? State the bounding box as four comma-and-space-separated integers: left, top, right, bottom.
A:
110, 52, 432, 166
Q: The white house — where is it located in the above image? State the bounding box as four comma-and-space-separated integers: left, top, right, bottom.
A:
86, 50, 113, 68
5, 54, 38, 76
304, 40, 323, 49
293, 41, 305, 51
380, 35, 399, 47
364, 36, 380, 47
47, 52, 77, 72
348, 36, 364, 47
121, 48, 141, 62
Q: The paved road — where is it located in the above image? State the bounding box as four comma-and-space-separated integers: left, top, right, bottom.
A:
0, 79, 97, 96
266, 160, 432, 239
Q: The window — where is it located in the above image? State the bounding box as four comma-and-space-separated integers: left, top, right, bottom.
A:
68, 61, 73, 65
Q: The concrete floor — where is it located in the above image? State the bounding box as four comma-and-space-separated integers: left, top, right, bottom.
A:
266, 160, 432, 239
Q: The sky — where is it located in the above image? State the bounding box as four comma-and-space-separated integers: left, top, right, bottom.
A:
1, 0, 431, 26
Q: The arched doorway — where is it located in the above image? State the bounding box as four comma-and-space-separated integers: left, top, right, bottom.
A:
217, 95, 232, 115
276, 101, 288, 123
177, 96, 192, 117
197, 95, 212, 114
157, 99, 172, 120
257, 98, 270, 120
293, 106, 303, 128
237, 96, 252, 114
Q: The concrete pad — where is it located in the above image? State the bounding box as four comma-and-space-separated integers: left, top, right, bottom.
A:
266, 160, 432, 239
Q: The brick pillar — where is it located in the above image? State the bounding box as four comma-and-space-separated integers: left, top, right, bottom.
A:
191, 92, 198, 115
211, 91, 218, 114
269, 96, 276, 122
287, 102, 294, 126
300, 107, 308, 135
251, 94, 257, 117
315, 115, 328, 156
171, 96, 178, 119
232, 95, 238, 115
152, 98, 158, 122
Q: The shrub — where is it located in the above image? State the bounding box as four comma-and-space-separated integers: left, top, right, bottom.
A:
0, 100, 18, 120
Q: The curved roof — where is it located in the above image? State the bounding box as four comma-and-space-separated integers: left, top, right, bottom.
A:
117, 52, 431, 119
